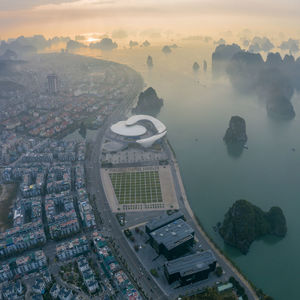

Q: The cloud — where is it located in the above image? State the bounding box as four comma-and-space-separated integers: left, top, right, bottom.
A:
112, 29, 128, 39
182, 35, 212, 42
237, 28, 252, 39
2, 0, 300, 40
33, 0, 115, 11
139, 29, 161, 39
214, 38, 226, 46
204, 36, 213, 43
279, 38, 299, 53
182, 35, 204, 41
75, 35, 85, 41
220, 30, 233, 37
240, 39, 250, 48
248, 36, 274, 53
0, 0, 77, 11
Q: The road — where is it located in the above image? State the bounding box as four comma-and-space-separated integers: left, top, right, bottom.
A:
86, 91, 258, 300
86, 96, 168, 300
163, 141, 258, 300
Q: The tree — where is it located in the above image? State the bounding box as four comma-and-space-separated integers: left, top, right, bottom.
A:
229, 276, 237, 285
215, 266, 223, 277
150, 268, 159, 277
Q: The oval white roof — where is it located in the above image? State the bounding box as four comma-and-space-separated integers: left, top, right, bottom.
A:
137, 131, 167, 148
125, 115, 166, 134
110, 121, 147, 137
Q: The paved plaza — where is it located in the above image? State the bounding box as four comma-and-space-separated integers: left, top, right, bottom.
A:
109, 170, 163, 204
101, 165, 179, 212
102, 148, 168, 164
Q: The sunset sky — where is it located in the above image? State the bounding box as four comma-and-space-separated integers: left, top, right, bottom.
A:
1, 0, 300, 41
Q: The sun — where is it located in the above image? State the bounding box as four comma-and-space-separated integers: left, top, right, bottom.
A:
87, 37, 99, 43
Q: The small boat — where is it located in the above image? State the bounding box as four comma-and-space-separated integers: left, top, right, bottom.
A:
243, 145, 248, 149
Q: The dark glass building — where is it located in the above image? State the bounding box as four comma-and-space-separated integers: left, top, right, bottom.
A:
148, 218, 194, 260
164, 250, 217, 285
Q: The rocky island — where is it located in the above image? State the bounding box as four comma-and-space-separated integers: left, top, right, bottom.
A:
193, 62, 200, 72
224, 49, 297, 120
266, 96, 295, 120
162, 45, 172, 54
223, 116, 248, 157
132, 87, 163, 117
224, 116, 247, 145
219, 199, 287, 254
147, 55, 153, 68
257, 68, 296, 120
203, 60, 207, 72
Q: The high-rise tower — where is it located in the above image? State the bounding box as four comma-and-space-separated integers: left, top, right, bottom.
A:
47, 74, 58, 94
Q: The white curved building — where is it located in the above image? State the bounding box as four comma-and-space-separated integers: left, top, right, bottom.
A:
136, 131, 167, 148
111, 121, 147, 137
125, 115, 167, 134
110, 115, 167, 148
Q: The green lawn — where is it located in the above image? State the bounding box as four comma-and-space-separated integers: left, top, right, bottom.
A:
109, 171, 163, 204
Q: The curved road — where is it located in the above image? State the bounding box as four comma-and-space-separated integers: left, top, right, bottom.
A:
87, 90, 258, 300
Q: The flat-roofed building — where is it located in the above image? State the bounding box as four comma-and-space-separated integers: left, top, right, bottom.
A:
164, 250, 217, 285
145, 212, 184, 234
149, 218, 194, 259
47, 74, 58, 95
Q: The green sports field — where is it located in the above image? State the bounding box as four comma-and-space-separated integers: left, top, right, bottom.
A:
109, 171, 163, 204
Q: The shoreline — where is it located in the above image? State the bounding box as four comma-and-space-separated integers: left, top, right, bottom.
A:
167, 140, 259, 300
171, 152, 259, 299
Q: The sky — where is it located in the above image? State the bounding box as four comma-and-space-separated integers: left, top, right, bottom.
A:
1, 0, 300, 40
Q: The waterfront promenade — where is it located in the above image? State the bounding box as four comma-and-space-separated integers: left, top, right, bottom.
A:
168, 148, 259, 300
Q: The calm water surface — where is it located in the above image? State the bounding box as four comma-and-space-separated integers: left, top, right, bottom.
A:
101, 45, 299, 300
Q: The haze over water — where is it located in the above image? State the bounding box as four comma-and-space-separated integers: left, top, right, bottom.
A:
100, 45, 300, 300
2, 1, 300, 298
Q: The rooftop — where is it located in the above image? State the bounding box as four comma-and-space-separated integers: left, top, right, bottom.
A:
110, 115, 167, 147
111, 121, 146, 137
146, 212, 184, 233
125, 115, 166, 134
164, 250, 216, 276
150, 218, 194, 251
218, 283, 233, 293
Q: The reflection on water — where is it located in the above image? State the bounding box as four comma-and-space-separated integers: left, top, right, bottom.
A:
225, 143, 245, 158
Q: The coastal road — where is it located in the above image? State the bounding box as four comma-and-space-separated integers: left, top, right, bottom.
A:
86, 98, 168, 300
87, 89, 257, 300
163, 141, 258, 300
